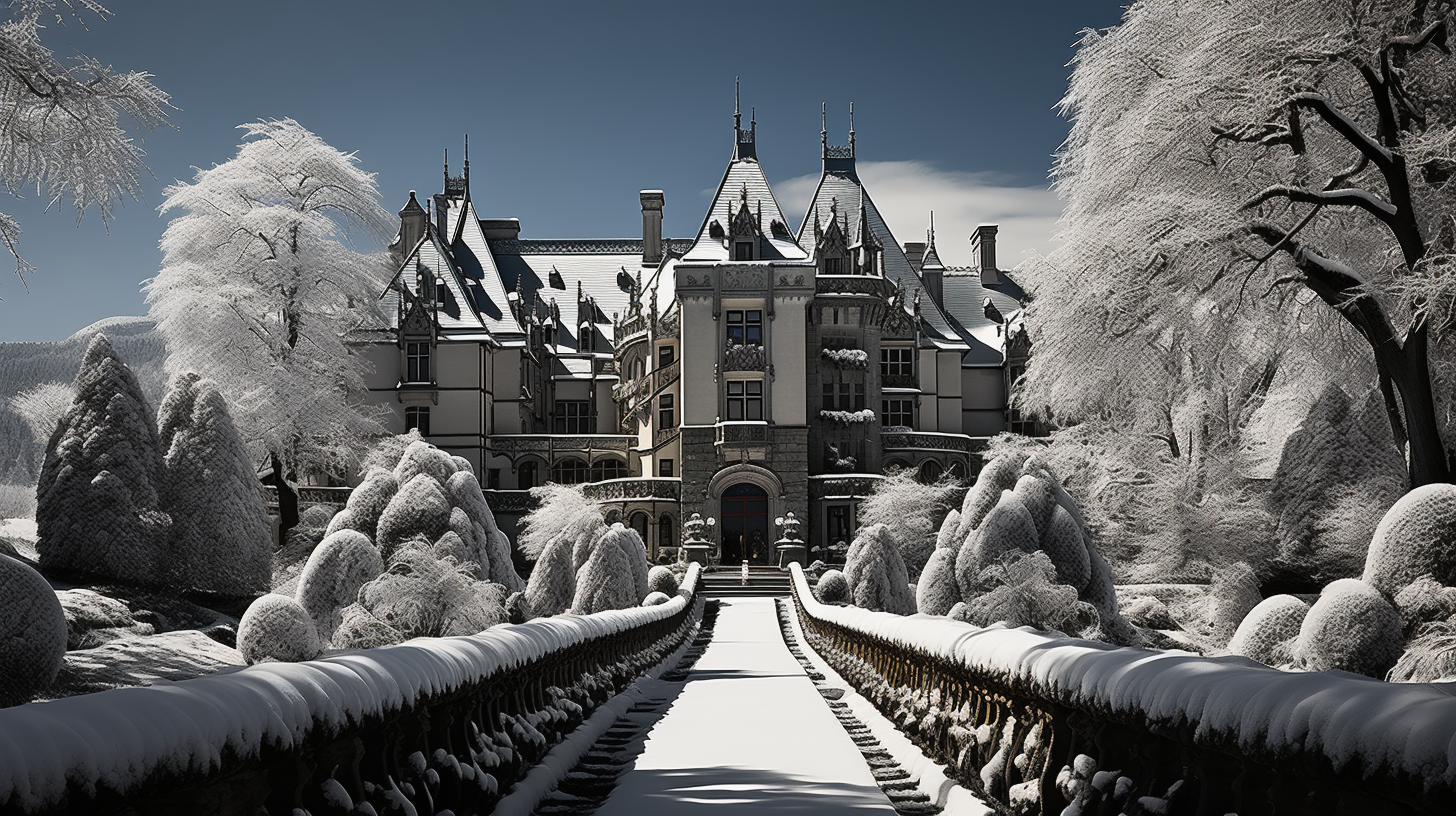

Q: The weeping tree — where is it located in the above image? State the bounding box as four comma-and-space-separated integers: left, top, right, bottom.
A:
1033, 0, 1456, 493
147, 119, 395, 534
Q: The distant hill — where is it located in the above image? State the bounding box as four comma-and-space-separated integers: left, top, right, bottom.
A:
0, 316, 168, 484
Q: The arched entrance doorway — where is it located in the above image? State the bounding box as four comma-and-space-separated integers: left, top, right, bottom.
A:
720, 482, 770, 565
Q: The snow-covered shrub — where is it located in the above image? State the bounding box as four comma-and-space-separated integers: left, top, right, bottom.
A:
1205, 561, 1263, 647
1362, 483, 1456, 598
518, 483, 604, 562
1227, 594, 1309, 666
295, 530, 383, 645
446, 470, 523, 590
647, 565, 679, 596
964, 551, 1094, 634
350, 537, 507, 643
447, 507, 483, 570
0, 484, 35, 519
375, 474, 452, 561
236, 593, 322, 664
1393, 577, 1456, 637
0, 554, 66, 706
450, 455, 475, 476
1292, 578, 1404, 678
159, 379, 271, 597
570, 532, 636, 614
955, 491, 1039, 598
602, 524, 650, 601
843, 523, 915, 615
523, 533, 576, 618
358, 429, 424, 477
298, 505, 336, 531
915, 547, 961, 616
855, 471, 959, 580
816, 569, 849, 604
954, 450, 1029, 542
1388, 621, 1456, 682
337, 468, 399, 536
1038, 505, 1091, 590
393, 440, 458, 487
935, 509, 962, 550
37, 334, 166, 586
1012, 474, 1059, 536
331, 602, 398, 650
642, 591, 671, 606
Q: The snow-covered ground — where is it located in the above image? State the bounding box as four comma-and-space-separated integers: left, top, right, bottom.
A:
592, 597, 897, 815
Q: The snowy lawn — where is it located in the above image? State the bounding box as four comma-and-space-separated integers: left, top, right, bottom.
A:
594, 597, 896, 815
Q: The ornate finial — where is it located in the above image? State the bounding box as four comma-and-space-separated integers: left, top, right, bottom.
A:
820, 101, 828, 157
443, 148, 448, 185
751, 106, 755, 128
734, 76, 741, 131
463, 134, 470, 192
849, 102, 856, 156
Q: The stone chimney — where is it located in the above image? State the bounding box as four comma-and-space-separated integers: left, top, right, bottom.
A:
397, 191, 426, 260
973, 224, 999, 285
904, 241, 925, 274
641, 190, 665, 265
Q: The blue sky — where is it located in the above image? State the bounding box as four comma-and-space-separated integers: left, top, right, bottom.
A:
0, 1, 1127, 342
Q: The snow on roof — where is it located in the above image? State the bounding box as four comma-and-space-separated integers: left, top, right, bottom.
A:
451, 198, 523, 335
0, 565, 701, 811
797, 171, 966, 347
382, 227, 489, 333
684, 156, 808, 262
789, 564, 1456, 792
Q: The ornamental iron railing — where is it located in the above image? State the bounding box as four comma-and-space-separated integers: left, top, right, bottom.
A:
880, 430, 974, 454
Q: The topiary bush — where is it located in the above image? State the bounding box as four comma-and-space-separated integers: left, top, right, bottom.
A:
0, 554, 66, 706
336, 468, 398, 536
392, 440, 458, 487
523, 533, 576, 619
915, 547, 961, 616
816, 569, 849, 604
1293, 578, 1403, 678
1393, 576, 1456, 637
570, 531, 636, 615
295, 529, 383, 645
956, 491, 1039, 599
647, 565, 679, 596
964, 550, 1094, 634
1227, 594, 1309, 666
1205, 561, 1263, 647
642, 591, 671, 606
603, 524, 650, 602
237, 593, 323, 664
446, 470, 524, 591
843, 523, 915, 615
1038, 505, 1091, 591
375, 474, 452, 561
1363, 483, 1456, 598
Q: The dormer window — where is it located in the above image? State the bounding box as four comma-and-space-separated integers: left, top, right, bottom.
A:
735, 241, 754, 261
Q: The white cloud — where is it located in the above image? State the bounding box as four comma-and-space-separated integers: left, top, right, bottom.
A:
774, 161, 1063, 270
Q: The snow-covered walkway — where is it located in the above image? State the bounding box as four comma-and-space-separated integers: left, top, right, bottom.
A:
592, 597, 898, 815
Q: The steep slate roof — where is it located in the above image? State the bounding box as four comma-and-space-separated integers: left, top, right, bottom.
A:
684, 150, 808, 263
797, 170, 967, 348
941, 269, 1026, 367
383, 222, 490, 335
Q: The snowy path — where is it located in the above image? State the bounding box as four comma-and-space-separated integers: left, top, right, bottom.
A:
591, 597, 899, 815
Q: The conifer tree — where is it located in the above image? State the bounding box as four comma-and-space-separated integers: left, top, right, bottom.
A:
36, 334, 165, 585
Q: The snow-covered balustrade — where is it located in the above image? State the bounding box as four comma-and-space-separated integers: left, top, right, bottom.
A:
0, 563, 702, 816
789, 563, 1454, 815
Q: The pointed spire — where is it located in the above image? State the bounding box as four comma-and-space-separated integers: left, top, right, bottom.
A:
443, 148, 449, 188
734, 76, 741, 132
849, 102, 856, 157
463, 134, 470, 195
928, 211, 936, 248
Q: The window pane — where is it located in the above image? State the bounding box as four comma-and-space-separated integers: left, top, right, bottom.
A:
747, 400, 762, 421
747, 381, 762, 396
727, 401, 743, 421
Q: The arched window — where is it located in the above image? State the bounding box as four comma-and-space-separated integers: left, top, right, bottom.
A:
630, 512, 650, 546
918, 459, 944, 484
590, 459, 628, 482
552, 458, 589, 484
518, 461, 538, 490
658, 515, 675, 550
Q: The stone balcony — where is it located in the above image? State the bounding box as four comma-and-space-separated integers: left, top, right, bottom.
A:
879, 429, 975, 454
582, 477, 682, 503
486, 434, 635, 455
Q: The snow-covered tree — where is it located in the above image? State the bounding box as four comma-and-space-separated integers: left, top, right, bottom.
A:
570, 530, 636, 615
8, 380, 73, 473
146, 119, 395, 533
523, 533, 576, 619
0, 554, 66, 706
36, 334, 165, 585
517, 483, 604, 561
295, 529, 382, 645
1034, 0, 1456, 490
856, 470, 959, 580
843, 523, 915, 615
0, 0, 171, 286
159, 376, 271, 596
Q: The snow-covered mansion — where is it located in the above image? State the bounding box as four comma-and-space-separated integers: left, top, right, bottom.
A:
363, 108, 1028, 562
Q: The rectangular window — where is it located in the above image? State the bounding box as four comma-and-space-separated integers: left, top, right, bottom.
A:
406, 341, 431, 383
658, 393, 675, 429
881, 347, 913, 378
725, 309, 763, 346
659, 459, 674, 477
854, 383, 865, 411
827, 505, 851, 548
404, 406, 430, 436
725, 379, 763, 421
658, 344, 675, 367
735, 241, 754, 261
822, 382, 835, 411
554, 401, 592, 434
824, 256, 842, 275
882, 399, 914, 429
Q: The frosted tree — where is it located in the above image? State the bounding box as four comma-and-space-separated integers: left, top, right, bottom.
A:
517, 483, 604, 560
570, 530, 636, 615
856, 470, 959, 580
8, 380, 74, 472
36, 334, 165, 585
1032, 0, 1456, 491
146, 119, 395, 534
0, 0, 171, 287
843, 523, 915, 615
159, 376, 272, 597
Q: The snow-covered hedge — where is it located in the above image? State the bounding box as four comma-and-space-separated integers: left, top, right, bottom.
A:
0, 562, 701, 812
790, 563, 1456, 797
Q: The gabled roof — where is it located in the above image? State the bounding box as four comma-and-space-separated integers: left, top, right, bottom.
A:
941, 270, 1026, 367
683, 151, 808, 262
450, 196, 523, 335
382, 221, 490, 334
797, 170, 966, 346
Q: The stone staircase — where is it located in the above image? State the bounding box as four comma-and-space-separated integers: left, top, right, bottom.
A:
699, 565, 794, 598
